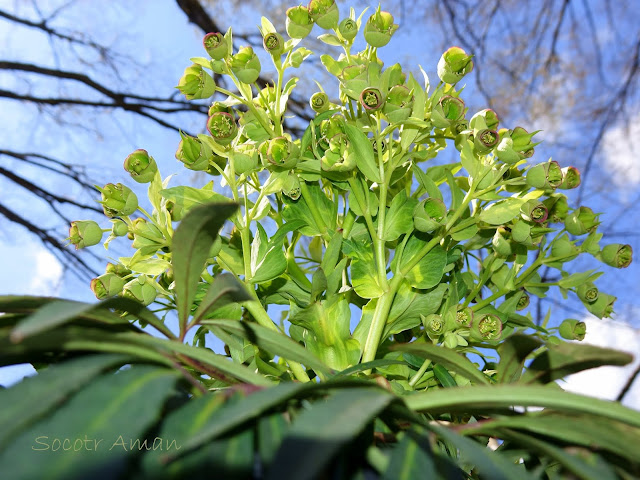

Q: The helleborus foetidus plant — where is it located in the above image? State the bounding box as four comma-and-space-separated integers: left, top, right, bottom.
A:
69, 2, 633, 391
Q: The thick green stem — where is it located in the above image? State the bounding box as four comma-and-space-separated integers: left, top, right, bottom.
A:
409, 358, 432, 387
374, 116, 389, 290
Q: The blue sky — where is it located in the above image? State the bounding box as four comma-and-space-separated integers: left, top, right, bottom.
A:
1, 0, 639, 406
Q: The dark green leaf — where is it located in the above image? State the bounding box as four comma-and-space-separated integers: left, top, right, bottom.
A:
192, 274, 252, 324
382, 427, 442, 480
496, 334, 542, 383
172, 203, 238, 330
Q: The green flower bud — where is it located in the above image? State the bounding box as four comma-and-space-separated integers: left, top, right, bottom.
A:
123, 149, 157, 184
260, 136, 300, 169
510, 126, 539, 158
577, 282, 599, 304
67, 220, 103, 249
516, 291, 530, 311
413, 198, 446, 233
207, 111, 238, 146
495, 136, 521, 165
308, 0, 339, 30
363, 7, 399, 48
471, 314, 502, 341
526, 160, 563, 190
360, 87, 385, 111
176, 64, 215, 100
511, 220, 532, 244
551, 233, 579, 261
559, 319, 586, 341
559, 166, 581, 190
544, 194, 569, 223
431, 95, 465, 129
585, 293, 616, 319
230, 46, 261, 84
97, 183, 138, 217
321, 133, 356, 172
166, 200, 184, 222
111, 219, 128, 237
286, 5, 314, 39
203, 32, 230, 60
382, 85, 414, 123
122, 276, 157, 306
263, 32, 284, 56
208, 102, 233, 116
492, 227, 513, 257
338, 18, 358, 41
310, 92, 330, 113
470, 109, 499, 133
131, 217, 164, 251
437, 46, 474, 84
599, 243, 633, 269
175, 133, 212, 171
232, 147, 259, 175
520, 199, 549, 223
289, 47, 312, 68
473, 129, 499, 154
282, 173, 301, 200
90, 273, 126, 300
422, 313, 446, 341
565, 206, 599, 236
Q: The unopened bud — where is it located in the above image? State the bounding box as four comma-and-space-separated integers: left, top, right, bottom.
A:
68, 220, 103, 249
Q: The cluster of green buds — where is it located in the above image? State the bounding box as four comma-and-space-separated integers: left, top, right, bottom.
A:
260, 136, 300, 169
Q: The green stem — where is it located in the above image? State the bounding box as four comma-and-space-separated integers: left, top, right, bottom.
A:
274, 56, 284, 136
409, 358, 432, 388
374, 115, 389, 290
470, 289, 509, 312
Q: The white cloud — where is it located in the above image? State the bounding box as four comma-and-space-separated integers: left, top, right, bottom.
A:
29, 247, 63, 296
561, 316, 640, 410
601, 115, 640, 189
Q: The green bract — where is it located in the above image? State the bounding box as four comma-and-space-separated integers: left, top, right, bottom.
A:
96, 183, 137, 217
124, 149, 157, 184
230, 46, 261, 84
308, 0, 339, 30
363, 7, 398, 47
203, 32, 230, 60
176, 64, 215, 100
286, 5, 314, 39
437, 46, 474, 84
67, 220, 103, 249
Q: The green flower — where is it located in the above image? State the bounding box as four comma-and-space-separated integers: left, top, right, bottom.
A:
123, 276, 157, 306
564, 206, 599, 236
176, 64, 215, 100
383, 85, 413, 123
286, 5, 314, 39
550, 233, 580, 261
230, 46, 261, 84
413, 198, 447, 233
207, 112, 238, 146
282, 173, 302, 200
437, 47, 474, 84
308, 0, 339, 30
338, 18, 358, 41
526, 160, 563, 190
111, 219, 128, 237
559, 166, 581, 190
67, 220, 103, 249
96, 183, 138, 217
474, 129, 499, 154
520, 199, 549, 223
492, 227, 513, 257
232, 146, 259, 175
321, 133, 356, 172
363, 7, 398, 48
123, 149, 157, 184
310, 92, 330, 113
577, 282, 598, 304
263, 32, 284, 56
422, 313, 446, 341
360, 87, 384, 111
559, 319, 587, 341
599, 243, 633, 269
203, 32, 230, 60
431, 95, 465, 128
516, 292, 530, 311
175, 133, 212, 171
470, 109, 499, 133
454, 307, 473, 328
106, 262, 131, 277
585, 293, 616, 319
471, 314, 502, 341
260, 136, 300, 169
90, 273, 126, 300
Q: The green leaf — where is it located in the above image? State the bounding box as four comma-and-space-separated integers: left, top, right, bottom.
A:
405, 385, 640, 429
383, 190, 418, 241
344, 124, 381, 183
343, 238, 385, 298
0, 365, 180, 480
395, 236, 447, 289
0, 354, 129, 450
496, 334, 542, 383
392, 343, 490, 384
557, 269, 603, 288
160, 185, 230, 213
478, 198, 526, 225
310, 268, 327, 303
250, 224, 287, 284
427, 423, 533, 480
331, 359, 407, 378
258, 412, 289, 469
192, 274, 252, 324
266, 388, 395, 480
383, 283, 448, 337
401, 73, 426, 151
172, 203, 238, 330
282, 182, 336, 236
382, 427, 442, 480
317, 33, 342, 46
201, 319, 330, 375
413, 165, 443, 201
459, 139, 478, 177
433, 364, 458, 388
520, 341, 633, 384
